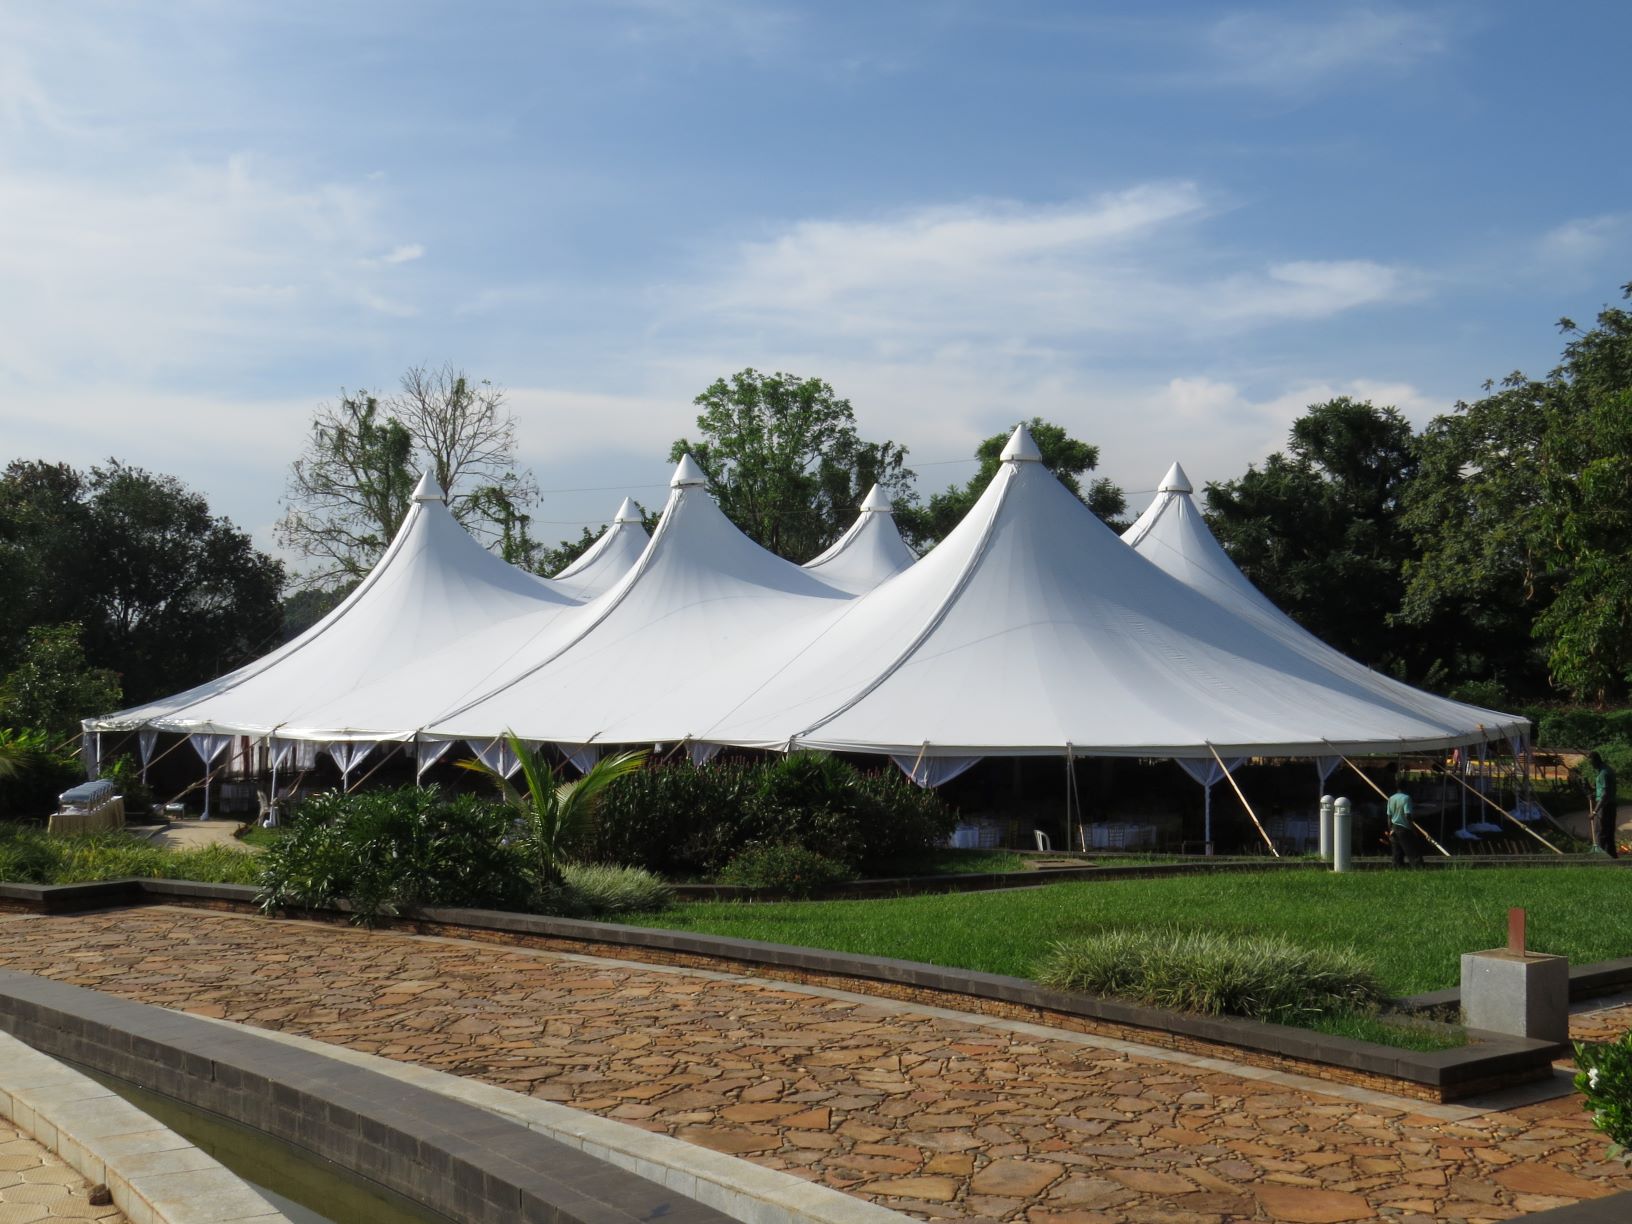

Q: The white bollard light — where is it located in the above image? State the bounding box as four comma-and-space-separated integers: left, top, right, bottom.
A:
1333, 796, 1352, 872
1319, 795, 1334, 860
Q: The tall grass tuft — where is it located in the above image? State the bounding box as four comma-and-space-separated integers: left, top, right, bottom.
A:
1035, 926, 1386, 1024
0, 824, 261, 886
554, 863, 672, 916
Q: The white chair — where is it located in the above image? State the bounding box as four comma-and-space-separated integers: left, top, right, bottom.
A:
1033, 829, 1052, 852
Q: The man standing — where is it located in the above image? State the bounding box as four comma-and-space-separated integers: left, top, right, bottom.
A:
1387, 783, 1422, 867
1590, 751, 1619, 857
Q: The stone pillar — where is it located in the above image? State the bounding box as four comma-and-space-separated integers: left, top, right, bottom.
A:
1461, 950, 1569, 1043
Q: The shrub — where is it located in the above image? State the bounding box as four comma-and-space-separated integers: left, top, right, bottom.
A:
99, 754, 155, 819
1576, 1030, 1632, 1163
258, 786, 528, 921
0, 729, 82, 822
581, 753, 956, 877
1538, 709, 1613, 749
717, 843, 854, 897
547, 863, 671, 916
0, 824, 261, 885
1446, 679, 1510, 710
1035, 927, 1386, 1024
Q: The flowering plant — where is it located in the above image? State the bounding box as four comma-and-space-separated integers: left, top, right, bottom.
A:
1574, 1031, 1632, 1162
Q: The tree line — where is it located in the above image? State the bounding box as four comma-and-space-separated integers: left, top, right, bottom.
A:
3, 280, 1631, 754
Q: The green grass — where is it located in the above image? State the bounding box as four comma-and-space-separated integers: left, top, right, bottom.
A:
868, 848, 1029, 876
625, 865, 1632, 995
236, 825, 288, 849
1310, 1009, 1468, 1052
0, 824, 263, 886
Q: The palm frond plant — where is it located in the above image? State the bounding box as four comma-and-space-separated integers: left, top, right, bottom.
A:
458, 733, 646, 891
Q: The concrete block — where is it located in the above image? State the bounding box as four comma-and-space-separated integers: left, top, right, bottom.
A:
1461, 949, 1569, 1043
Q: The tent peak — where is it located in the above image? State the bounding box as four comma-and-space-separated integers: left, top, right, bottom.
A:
1158, 461, 1193, 494
671, 455, 708, 488
859, 484, 894, 514
612, 497, 642, 523
411, 471, 445, 503
1000, 424, 1042, 463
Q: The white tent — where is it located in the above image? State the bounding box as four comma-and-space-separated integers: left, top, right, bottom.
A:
802, 484, 917, 594
702, 428, 1525, 757
89, 431, 1524, 768
550, 498, 650, 599
1120, 461, 1513, 741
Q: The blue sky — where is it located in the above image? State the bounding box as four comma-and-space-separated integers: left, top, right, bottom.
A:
5, 1, 1630, 564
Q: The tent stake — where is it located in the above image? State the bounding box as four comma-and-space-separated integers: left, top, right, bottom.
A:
1327, 747, 1451, 857
1207, 744, 1278, 857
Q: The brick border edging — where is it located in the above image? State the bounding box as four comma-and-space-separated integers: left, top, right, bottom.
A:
0, 969, 734, 1224
1, 877, 1567, 1104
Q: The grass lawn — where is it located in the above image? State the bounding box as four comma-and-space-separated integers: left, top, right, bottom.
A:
0, 824, 263, 886
627, 864, 1632, 995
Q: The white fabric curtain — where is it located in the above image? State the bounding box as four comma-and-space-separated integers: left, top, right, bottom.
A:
559, 743, 601, 775
267, 738, 298, 770
323, 741, 377, 788
189, 734, 233, 818
689, 742, 722, 766
81, 731, 102, 781
138, 729, 160, 783
1175, 755, 1245, 847
891, 754, 981, 789
469, 737, 526, 779
416, 737, 455, 781
1314, 755, 1342, 806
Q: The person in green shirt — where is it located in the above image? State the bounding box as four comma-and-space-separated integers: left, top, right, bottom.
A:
1590, 752, 1619, 857
1387, 783, 1422, 867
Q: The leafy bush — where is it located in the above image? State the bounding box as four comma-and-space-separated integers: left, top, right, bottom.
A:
582, 753, 956, 876
259, 786, 528, 921
717, 844, 855, 897
0, 728, 82, 822
547, 863, 672, 916
99, 753, 154, 819
1576, 1030, 1632, 1163
1035, 927, 1386, 1024
1446, 679, 1510, 710
1539, 709, 1614, 749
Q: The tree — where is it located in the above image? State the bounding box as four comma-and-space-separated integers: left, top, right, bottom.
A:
279, 364, 538, 585
0, 460, 285, 707
896, 417, 1126, 550
1205, 398, 1418, 671
458, 733, 647, 887
0, 624, 121, 739
670, 369, 914, 561
1406, 285, 1632, 702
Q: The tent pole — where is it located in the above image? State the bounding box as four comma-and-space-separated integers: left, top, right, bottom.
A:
1328, 748, 1450, 857
1208, 744, 1277, 857
1436, 763, 1562, 853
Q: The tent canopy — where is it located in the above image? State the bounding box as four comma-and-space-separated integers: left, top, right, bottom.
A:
802, 484, 918, 594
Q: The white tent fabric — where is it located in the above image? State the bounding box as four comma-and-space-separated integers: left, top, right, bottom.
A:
90, 431, 1525, 766
415, 737, 455, 780
469, 736, 529, 779
324, 740, 376, 788
89, 472, 584, 740
549, 498, 651, 600
891, 753, 981, 789
703, 428, 1525, 756
1121, 460, 1520, 748
803, 484, 917, 594
1175, 755, 1245, 846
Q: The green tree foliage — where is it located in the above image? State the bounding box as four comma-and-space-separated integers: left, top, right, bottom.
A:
1205, 398, 1418, 671
670, 369, 914, 561
279, 364, 538, 586
0, 625, 121, 739
0, 461, 284, 706
896, 417, 1126, 550
1404, 285, 1632, 702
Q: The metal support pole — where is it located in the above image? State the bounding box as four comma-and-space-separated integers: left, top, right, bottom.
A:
1319, 795, 1334, 861
1333, 796, 1352, 872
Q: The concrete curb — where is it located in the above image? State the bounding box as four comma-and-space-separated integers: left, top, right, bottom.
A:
0, 1028, 287, 1224
188, 1013, 903, 1224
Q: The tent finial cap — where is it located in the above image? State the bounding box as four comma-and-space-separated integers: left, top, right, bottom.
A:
671, 454, 708, 488
1000, 424, 1042, 463
411, 471, 445, 503
1158, 462, 1193, 494
859, 484, 894, 514
612, 497, 642, 523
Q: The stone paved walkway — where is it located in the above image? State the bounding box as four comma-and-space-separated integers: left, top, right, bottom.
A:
0, 1122, 125, 1223
0, 908, 1628, 1224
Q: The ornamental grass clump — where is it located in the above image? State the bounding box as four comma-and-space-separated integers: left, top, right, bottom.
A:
1035, 927, 1386, 1025
1575, 1031, 1632, 1163
549, 863, 672, 916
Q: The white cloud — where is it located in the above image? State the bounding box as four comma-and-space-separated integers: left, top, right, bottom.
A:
689, 186, 1413, 352
1203, 7, 1448, 92
1538, 214, 1631, 266
380, 243, 426, 264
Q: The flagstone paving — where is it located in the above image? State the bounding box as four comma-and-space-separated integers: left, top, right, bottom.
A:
0, 908, 1628, 1223
0, 1121, 125, 1223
